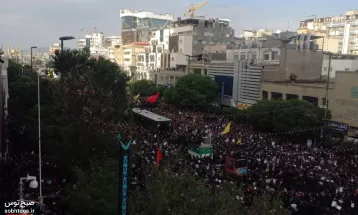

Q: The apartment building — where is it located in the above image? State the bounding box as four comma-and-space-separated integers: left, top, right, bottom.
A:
120, 9, 174, 45
121, 42, 148, 76
169, 17, 235, 68
322, 55, 358, 78
298, 10, 358, 54
49, 43, 61, 55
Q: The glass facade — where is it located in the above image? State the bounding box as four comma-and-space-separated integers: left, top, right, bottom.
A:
121, 16, 170, 30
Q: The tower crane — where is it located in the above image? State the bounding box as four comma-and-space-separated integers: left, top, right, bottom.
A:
184, 1, 208, 18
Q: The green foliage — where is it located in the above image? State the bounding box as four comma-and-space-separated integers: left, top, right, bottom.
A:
247, 99, 331, 136
164, 73, 219, 108
131, 167, 290, 215
129, 79, 167, 97
64, 159, 118, 214
129, 79, 155, 96
6, 51, 129, 208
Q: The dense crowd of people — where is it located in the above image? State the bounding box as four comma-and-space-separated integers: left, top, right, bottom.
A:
2, 102, 358, 215
129, 103, 358, 215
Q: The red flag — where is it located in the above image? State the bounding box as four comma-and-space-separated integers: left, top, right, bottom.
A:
146, 92, 160, 103
156, 147, 163, 168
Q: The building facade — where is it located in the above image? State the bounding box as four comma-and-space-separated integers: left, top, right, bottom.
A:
169, 17, 235, 68
120, 9, 174, 45
49, 43, 61, 55
298, 10, 358, 55
322, 55, 358, 78
121, 42, 148, 76
207, 60, 262, 106
260, 71, 358, 131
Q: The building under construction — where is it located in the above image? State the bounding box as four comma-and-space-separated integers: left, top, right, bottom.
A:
120, 9, 174, 45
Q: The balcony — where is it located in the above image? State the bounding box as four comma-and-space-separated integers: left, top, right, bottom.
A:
327, 23, 345, 28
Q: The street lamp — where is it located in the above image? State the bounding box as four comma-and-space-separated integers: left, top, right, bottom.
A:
19, 175, 38, 200
37, 72, 43, 208
59, 36, 75, 51
30, 46, 37, 73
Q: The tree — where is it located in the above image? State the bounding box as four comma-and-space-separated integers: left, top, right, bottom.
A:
64, 159, 118, 215
129, 79, 156, 96
4, 50, 129, 205
165, 74, 219, 108
247, 99, 330, 136
131, 167, 290, 215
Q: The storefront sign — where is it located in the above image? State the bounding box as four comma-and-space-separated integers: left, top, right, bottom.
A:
325, 120, 349, 134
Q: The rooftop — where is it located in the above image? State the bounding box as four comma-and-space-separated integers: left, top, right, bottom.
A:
262, 80, 334, 89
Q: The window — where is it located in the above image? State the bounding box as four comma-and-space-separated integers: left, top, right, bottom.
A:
179, 49, 182, 53
251, 54, 257, 60
345, 68, 350, 71
272, 51, 279, 60
160, 30, 164, 42
264, 54, 270, 60
324, 67, 327, 71
240, 55, 246, 60
180, 39, 182, 44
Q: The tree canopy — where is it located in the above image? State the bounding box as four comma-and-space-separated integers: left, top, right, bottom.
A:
246, 99, 331, 136
5, 50, 130, 211
164, 73, 219, 108
128, 79, 166, 97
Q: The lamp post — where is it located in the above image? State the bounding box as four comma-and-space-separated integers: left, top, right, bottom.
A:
30, 46, 37, 73
19, 175, 38, 200
59, 36, 76, 51
37, 72, 43, 208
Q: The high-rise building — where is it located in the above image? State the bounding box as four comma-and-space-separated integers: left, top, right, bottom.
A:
298, 10, 358, 55
120, 9, 174, 45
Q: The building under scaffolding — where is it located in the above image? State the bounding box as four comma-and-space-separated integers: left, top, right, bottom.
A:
120, 9, 174, 45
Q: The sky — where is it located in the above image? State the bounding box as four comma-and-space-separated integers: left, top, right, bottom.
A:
0, 0, 356, 50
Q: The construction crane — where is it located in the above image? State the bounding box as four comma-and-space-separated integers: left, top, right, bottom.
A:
184, 1, 208, 18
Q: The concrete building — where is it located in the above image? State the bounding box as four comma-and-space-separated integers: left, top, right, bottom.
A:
322, 55, 358, 78
49, 43, 61, 55
206, 60, 263, 106
298, 10, 358, 54
77, 32, 105, 49
242, 29, 274, 39
260, 71, 358, 132
226, 37, 283, 65
167, 17, 234, 69
121, 42, 148, 76
120, 9, 174, 45
105, 36, 122, 48
136, 28, 174, 78
114, 45, 124, 65
78, 39, 86, 49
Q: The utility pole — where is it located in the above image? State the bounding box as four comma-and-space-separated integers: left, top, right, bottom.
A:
324, 53, 332, 118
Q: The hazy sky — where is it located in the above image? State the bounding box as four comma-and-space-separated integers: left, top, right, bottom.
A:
0, 0, 356, 50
